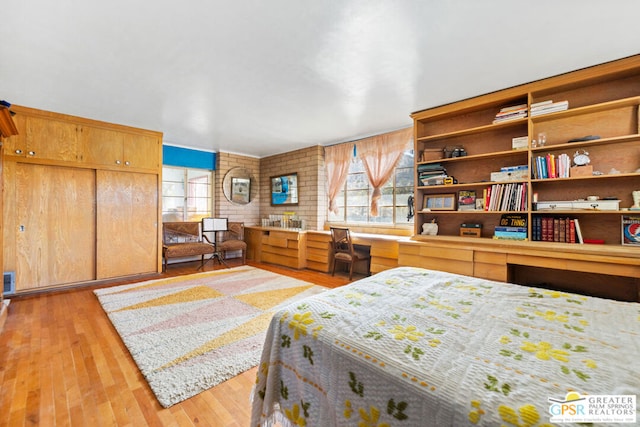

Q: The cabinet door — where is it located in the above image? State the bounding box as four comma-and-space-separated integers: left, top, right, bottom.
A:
80, 125, 125, 167
16, 164, 96, 290
96, 170, 158, 279
5, 114, 80, 162
123, 133, 160, 170
81, 126, 160, 171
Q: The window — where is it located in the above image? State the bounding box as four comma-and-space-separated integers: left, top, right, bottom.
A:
162, 166, 213, 221
328, 148, 414, 225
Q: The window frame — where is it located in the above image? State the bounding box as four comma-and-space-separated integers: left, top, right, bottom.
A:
162, 166, 214, 222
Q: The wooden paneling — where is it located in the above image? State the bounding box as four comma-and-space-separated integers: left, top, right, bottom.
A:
15, 164, 95, 290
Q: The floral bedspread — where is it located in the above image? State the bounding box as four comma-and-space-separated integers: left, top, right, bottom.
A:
250, 267, 639, 426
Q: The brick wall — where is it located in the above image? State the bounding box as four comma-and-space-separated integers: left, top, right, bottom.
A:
216, 152, 261, 225
259, 145, 327, 231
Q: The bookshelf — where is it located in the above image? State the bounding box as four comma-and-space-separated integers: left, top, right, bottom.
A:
411, 54, 640, 246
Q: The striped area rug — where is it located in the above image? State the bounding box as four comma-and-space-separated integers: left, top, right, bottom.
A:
94, 265, 326, 407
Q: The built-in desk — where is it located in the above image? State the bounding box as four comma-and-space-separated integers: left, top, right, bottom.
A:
399, 237, 640, 302
245, 227, 307, 269
306, 230, 410, 274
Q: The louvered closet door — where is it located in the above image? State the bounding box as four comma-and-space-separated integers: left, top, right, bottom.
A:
96, 170, 158, 279
16, 164, 96, 290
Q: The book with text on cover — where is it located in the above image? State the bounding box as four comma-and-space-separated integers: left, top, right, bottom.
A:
621, 215, 640, 245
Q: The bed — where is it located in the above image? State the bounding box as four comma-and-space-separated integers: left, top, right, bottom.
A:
250, 266, 639, 426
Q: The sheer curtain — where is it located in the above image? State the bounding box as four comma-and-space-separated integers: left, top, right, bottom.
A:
356, 127, 412, 216
324, 142, 354, 214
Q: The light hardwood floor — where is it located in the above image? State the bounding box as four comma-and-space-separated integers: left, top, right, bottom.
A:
0, 259, 354, 427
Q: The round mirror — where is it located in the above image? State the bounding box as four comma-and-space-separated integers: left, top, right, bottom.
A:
222, 167, 254, 205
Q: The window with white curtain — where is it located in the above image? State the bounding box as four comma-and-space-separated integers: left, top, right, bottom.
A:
327, 146, 414, 225
162, 166, 213, 222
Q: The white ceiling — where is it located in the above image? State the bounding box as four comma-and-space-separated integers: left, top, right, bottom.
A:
1, 1, 639, 158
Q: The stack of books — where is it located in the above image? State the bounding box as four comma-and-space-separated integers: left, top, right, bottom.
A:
532, 153, 571, 179
494, 214, 528, 240
532, 216, 582, 243
493, 104, 528, 124
417, 163, 448, 186
530, 100, 569, 116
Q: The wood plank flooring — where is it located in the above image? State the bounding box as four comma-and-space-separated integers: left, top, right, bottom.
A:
0, 260, 354, 427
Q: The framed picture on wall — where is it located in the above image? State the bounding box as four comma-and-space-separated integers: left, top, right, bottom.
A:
231, 177, 251, 204
270, 172, 299, 206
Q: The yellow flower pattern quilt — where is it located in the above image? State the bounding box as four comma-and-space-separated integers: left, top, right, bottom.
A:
250, 267, 639, 426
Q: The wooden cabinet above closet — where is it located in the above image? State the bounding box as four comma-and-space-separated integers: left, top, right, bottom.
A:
4, 105, 161, 173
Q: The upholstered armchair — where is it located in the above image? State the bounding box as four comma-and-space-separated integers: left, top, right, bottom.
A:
217, 222, 247, 264
162, 222, 215, 271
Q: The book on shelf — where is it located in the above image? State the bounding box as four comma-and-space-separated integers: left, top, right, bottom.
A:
493, 226, 527, 240
493, 103, 528, 123
532, 216, 582, 243
494, 215, 528, 240
484, 182, 527, 211
532, 153, 570, 179
530, 100, 569, 116
418, 163, 448, 186
621, 215, 640, 245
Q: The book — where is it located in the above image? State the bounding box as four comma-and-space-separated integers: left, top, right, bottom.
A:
530, 100, 569, 116
493, 225, 527, 240
574, 218, 584, 244
621, 215, 640, 245
499, 213, 527, 228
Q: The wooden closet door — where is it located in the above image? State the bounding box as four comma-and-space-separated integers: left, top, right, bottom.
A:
16, 164, 96, 290
96, 170, 158, 279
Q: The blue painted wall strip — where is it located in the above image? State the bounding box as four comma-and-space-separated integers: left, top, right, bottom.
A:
162, 145, 216, 170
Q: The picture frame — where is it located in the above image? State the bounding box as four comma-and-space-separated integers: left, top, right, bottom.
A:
423, 193, 456, 211
457, 190, 476, 211
231, 177, 251, 204
270, 172, 299, 206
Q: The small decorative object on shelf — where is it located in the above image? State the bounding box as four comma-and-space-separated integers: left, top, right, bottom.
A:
631, 190, 640, 210
460, 223, 482, 237
421, 219, 438, 235
458, 190, 476, 211
621, 215, 640, 245
511, 136, 528, 150
423, 193, 456, 211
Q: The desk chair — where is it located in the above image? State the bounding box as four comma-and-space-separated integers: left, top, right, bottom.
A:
201, 217, 230, 268
330, 227, 371, 280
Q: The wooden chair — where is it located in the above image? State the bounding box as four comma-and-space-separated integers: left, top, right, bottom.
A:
330, 227, 371, 280
217, 222, 247, 264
